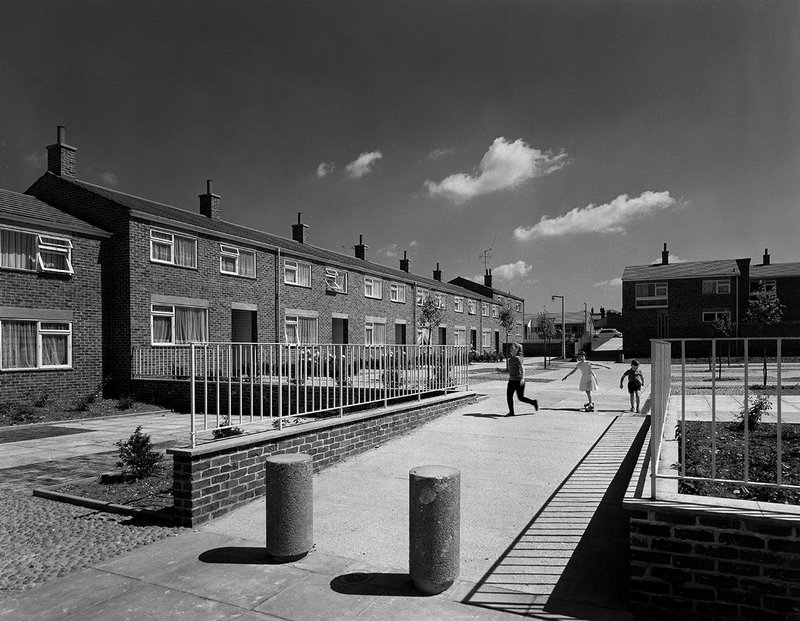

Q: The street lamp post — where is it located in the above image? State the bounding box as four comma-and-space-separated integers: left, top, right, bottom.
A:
551, 295, 565, 360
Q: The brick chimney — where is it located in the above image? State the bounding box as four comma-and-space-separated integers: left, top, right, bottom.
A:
763, 249, 770, 265
199, 180, 220, 220
399, 250, 411, 272
433, 262, 442, 282
484, 269, 493, 288
354, 235, 368, 260
661, 243, 669, 265
292, 212, 309, 244
46, 126, 77, 178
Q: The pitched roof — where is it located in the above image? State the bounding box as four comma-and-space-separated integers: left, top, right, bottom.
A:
0, 187, 109, 237
751, 263, 800, 278
60, 177, 494, 300
622, 259, 741, 281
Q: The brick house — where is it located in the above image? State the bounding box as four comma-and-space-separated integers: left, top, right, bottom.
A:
622, 244, 800, 357
448, 270, 526, 351
0, 187, 110, 404
24, 127, 512, 397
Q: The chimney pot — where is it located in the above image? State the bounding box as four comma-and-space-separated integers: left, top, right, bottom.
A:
763, 249, 770, 265
399, 250, 411, 273
355, 235, 368, 260
292, 212, 309, 244
433, 262, 442, 282
662, 243, 669, 265
484, 268, 493, 288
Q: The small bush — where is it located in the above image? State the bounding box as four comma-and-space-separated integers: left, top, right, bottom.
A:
0, 402, 42, 425
116, 395, 136, 410
74, 392, 97, 412
33, 391, 50, 408
212, 415, 245, 439
734, 394, 772, 430
115, 425, 163, 479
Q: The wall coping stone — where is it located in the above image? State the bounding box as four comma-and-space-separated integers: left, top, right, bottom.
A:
167, 391, 476, 458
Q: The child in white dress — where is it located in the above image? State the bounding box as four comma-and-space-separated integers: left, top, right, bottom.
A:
562, 351, 610, 411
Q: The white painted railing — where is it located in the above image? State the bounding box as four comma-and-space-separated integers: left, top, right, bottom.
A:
649, 337, 800, 500
134, 343, 469, 447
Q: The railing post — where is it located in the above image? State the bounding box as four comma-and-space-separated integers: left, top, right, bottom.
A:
190, 343, 197, 448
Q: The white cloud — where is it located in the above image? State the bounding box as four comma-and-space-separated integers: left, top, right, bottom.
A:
100, 172, 118, 186
493, 260, 533, 280
425, 137, 568, 204
345, 151, 383, 179
409, 240, 418, 247
514, 191, 677, 241
428, 147, 455, 159
24, 152, 44, 169
383, 243, 399, 258
316, 162, 334, 178
593, 278, 623, 288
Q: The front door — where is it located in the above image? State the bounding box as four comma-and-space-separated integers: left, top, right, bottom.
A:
332, 317, 348, 345
395, 322, 406, 345
231, 309, 256, 375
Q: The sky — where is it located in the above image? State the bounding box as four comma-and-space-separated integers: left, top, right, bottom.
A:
1, 0, 799, 316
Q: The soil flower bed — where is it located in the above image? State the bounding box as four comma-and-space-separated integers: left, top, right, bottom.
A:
677, 421, 800, 504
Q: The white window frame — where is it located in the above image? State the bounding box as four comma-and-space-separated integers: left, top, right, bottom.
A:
515, 301, 522, 312
702, 310, 731, 323
635, 282, 668, 309
365, 318, 387, 345
750, 280, 777, 296
324, 267, 348, 293
149, 229, 197, 268
390, 282, 406, 303
150, 304, 208, 346
219, 244, 256, 278
454, 296, 463, 313
481, 329, 492, 349
468, 300, 477, 315
453, 326, 467, 346
364, 276, 383, 299
434, 292, 446, 310
416, 288, 428, 306
284, 312, 319, 345
37, 235, 74, 274
492, 305, 498, 318
284, 259, 312, 287
482, 303, 489, 317
0, 319, 73, 370
702, 279, 731, 295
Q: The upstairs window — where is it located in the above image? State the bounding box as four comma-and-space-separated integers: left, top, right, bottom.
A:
492, 305, 498, 318
284, 259, 311, 287
750, 280, 777, 296
390, 282, 406, 303
150, 230, 197, 268
364, 276, 383, 299
468, 300, 477, 315
0, 228, 73, 274
635, 282, 668, 308
220, 244, 256, 278
702, 279, 730, 295
482, 303, 489, 317
515, 301, 522, 312
702, 310, 731, 323
454, 297, 463, 313
434, 292, 446, 310
416, 288, 428, 306
324, 267, 348, 293
0, 320, 72, 370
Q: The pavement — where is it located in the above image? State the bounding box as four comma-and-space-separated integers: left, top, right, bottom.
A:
0, 360, 650, 620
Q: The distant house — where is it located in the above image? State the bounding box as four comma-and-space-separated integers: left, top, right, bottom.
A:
621, 244, 800, 357
0, 188, 110, 404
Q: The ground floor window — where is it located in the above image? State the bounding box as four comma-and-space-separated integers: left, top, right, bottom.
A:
365, 319, 387, 345
285, 314, 318, 344
0, 319, 72, 369
151, 305, 208, 345
454, 327, 467, 346
482, 329, 492, 350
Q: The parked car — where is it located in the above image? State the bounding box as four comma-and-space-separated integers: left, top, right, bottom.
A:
595, 328, 623, 338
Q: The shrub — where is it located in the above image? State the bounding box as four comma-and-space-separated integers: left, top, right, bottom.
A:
33, 391, 50, 408
115, 425, 163, 479
0, 402, 42, 425
116, 395, 136, 410
734, 394, 772, 431
212, 415, 245, 439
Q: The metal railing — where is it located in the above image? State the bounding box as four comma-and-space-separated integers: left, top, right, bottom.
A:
649, 337, 800, 500
134, 343, 469, 447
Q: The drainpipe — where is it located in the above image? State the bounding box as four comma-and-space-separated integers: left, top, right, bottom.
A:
275, 248, 281, 342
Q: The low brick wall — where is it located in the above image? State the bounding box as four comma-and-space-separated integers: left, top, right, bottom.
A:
167, 392, 475, 527
626, 500, 800, 620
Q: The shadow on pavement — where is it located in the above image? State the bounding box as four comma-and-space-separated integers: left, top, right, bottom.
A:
330, 572, 425, 597
199, 546, 278, 564
461, 416, 650, 620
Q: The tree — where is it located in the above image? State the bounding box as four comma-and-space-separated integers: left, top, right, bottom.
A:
711, 313, 734, 378
418, 293, 445, 386
499, 306, 517, 369
746, 281, 784, 387
536, 310, 557, 369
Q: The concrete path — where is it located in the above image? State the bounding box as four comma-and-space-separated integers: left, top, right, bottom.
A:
0, 361, 648, 620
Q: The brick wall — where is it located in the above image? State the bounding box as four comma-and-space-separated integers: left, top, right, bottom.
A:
628, 504, 800, 620
168, 392, 475, 526
0, 228, 105, 406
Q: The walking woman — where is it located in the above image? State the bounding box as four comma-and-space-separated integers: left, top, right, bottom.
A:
506, 343, 539, 416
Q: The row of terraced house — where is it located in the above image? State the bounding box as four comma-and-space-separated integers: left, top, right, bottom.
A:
0, 127, 525, 407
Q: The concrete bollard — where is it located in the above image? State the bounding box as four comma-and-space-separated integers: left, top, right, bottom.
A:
409, 465, 460, 595
265, 453, 313, 562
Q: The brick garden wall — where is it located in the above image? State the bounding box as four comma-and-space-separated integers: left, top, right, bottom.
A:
167, 392, 475, 527
627, 503, 800, 620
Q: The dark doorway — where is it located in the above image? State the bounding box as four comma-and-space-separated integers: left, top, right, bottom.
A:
438, 326, 447, 345
333, 317, 349, 345
395, 323, 406, 345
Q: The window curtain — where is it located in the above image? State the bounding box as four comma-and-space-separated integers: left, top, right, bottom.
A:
374, 322, 386, 345
152, 315, 172, 344
175, 307, 206, 343
152, 240, 172, 262
298, 263, 311, 286
41, 333, 67, 366
299, 317, 317, 344
1, 230, 35, 270
221, 255, 237, 273
40, 250, 68, 271
1, 321, 36, 368
174, 237, 196, 267
239, 252, 255, 277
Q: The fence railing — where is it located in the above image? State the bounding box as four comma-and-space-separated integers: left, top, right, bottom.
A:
134, 343, 469, 447
649, 337, 800, 501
